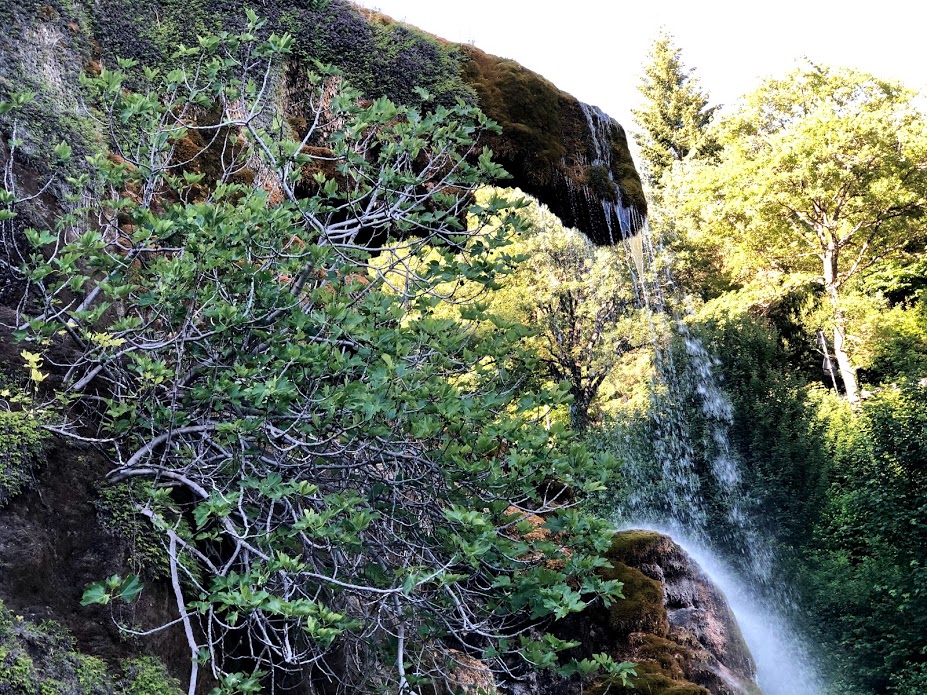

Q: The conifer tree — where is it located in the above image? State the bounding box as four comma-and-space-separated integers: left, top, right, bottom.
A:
632, 32, 718, 186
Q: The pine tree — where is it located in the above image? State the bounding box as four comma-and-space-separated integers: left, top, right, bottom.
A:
632, 32, 718, 186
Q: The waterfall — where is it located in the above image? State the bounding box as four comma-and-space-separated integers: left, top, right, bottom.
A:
575, 101, 769, 576
625, 296, 774, 578
573, 101, 822, 691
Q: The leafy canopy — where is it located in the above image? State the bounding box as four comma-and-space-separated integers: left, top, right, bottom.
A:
664, 61, 927, 400
466, 190, 645, 432
668, 62, 927, 286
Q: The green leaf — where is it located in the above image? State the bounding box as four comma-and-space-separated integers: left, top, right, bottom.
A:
53, 141, 73, 162
80, 583, 111, 606
119, 575, 144, 603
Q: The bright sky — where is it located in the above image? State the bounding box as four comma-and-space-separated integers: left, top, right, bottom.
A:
355, 0, 927, 153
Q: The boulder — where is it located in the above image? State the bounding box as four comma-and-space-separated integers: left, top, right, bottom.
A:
535, 530, 760, 695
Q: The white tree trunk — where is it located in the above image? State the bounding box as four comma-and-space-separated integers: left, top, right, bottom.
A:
823, 249, 860, 402
832, 317, 859, 403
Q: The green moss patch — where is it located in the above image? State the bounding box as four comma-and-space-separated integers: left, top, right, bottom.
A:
0, 410, 47, 507
607, 530, 665, 565
589, 664, 711, 695
0, 600, 182, 694
460, 44, 564, 173
587, 637, 711, 695
598, 558, 669, 638
96, 480, 201, 585
586, 164, 619, 202
458, 44, 645, 242
86, 0, 474, 110
0, 0, 100, 187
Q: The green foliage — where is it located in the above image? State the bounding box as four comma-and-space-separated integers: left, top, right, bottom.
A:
462, 189, 645, 432
665, 62, 927, 399
558, 652, 636, 684
9, 19, 626, 694
0, 407, 47, 507
80, 574, 144, 607
796, 385, 927, 692
854, 262, 927, 383
867, 297, 927, 381
891, 663, 927, 695
672, 62, 927, 287
632, 32, 719, 186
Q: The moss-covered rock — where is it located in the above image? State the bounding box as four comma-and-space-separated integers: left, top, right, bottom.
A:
460, 44, 646, 244
598, 557, 669, 637
587, 662, 711, 695
0, 0, 645, 257
0, 599, 182, 694
540, 531, 760, 695
0, 433, 192, 689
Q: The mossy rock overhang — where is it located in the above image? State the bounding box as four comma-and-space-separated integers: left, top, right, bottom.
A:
459, 43, 646, 244
0, 0, 645, 248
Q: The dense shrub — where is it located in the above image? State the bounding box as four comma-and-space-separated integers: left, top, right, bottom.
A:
4, 18, 630, 694
797, 386, 927, 692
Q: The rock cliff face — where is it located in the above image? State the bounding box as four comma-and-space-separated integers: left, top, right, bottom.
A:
535, 530, 760, 695
0, 0, 645, 247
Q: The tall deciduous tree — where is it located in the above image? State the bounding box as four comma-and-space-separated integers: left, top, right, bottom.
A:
632, 32, 718, 186
473, 191, 644, 432
668, 63, 927, 402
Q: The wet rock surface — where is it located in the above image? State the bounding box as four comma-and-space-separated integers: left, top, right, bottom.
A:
0, 435, 190, 683
460, 44, 646, 244
526, 530, 760, 695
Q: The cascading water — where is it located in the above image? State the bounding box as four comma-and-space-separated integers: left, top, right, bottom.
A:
579, 103, 763, 567
575, 102, 821, 692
